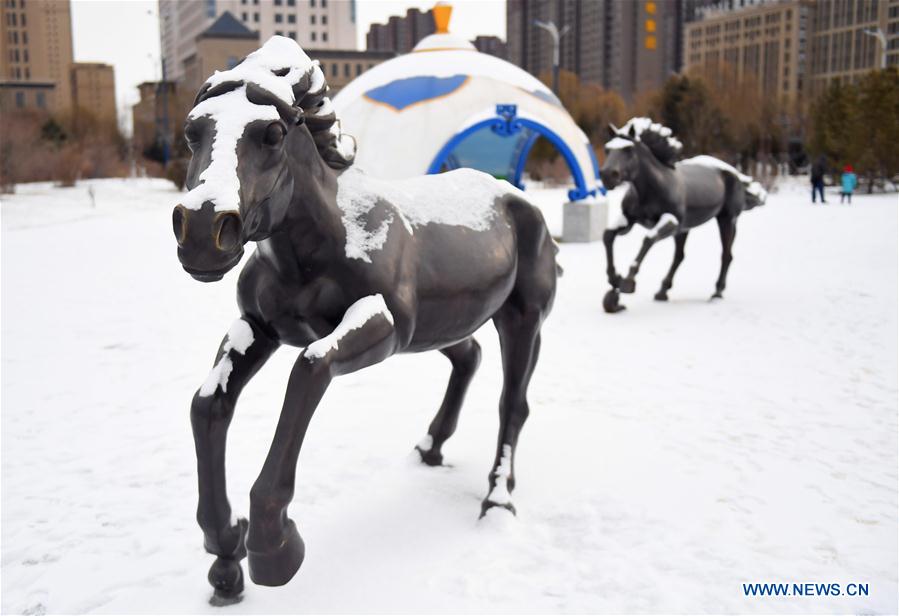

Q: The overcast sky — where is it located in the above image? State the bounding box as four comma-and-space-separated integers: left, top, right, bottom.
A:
70, 0, 506, 130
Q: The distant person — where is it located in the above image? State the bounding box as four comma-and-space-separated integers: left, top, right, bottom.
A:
840, 165, 857, 204
811, 155, 827, 204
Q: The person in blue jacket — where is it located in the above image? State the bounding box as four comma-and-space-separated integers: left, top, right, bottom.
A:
840, 164, 858, 204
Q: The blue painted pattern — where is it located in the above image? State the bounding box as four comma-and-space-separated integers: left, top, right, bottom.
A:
363, 75, 469, 111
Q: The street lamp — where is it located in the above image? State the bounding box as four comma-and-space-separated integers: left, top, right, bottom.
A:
533, 20, 570, 96
863, 28, 887, 70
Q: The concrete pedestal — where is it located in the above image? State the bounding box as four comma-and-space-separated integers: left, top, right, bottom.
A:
562, 199, 607, 243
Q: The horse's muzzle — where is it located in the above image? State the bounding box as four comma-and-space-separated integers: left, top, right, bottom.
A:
173, 202, 245, 282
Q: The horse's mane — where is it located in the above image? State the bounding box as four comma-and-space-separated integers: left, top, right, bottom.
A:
192, 36, 356, 170
611, 117, 682, 168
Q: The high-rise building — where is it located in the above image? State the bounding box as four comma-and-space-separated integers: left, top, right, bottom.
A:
0, 0, 74, 112
70, 62, 117, 128
473, 35, 507, 60
808, 0, 895, 91
365, 7, 435, 54
506, 0, 680, 103
160, 0, 358, 83
683, 0, 812, 105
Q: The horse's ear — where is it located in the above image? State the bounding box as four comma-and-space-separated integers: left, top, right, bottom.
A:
607, 124, 619, 140
627, 123, 637, 139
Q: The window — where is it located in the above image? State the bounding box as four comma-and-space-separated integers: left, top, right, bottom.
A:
311, 31, 317, 41
14, 48, 19, 62
343, 62, 349, 77
322, 14, 327, 25
322, 32, 328, 42
12, 30, 17, 43
356, 63, 362, 75
15, 91, 24, 108
275, 13, 283, 22
276, 30, 283, 36
242, 11, 247, 20
23, 48, 27, 62
23, 31, 27, 44
20, 12, 25, 26
11, 12, 16, 25
331, 63, 337, 76
253, 0, 258, 4
23, 67, 28, 78
241, 0, 246, 4
274, 0, 282, 4
310, 0, 315, 6
287, 0, 295, 5
288, 14, 295, 23
288, 31, 296, 39
310, 14, 316, 24
36, 91, 45, 108
253, 12, 259, 22
322, 0, 326, 6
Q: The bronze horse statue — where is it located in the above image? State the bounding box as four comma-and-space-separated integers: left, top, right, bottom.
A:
172, 37, 558, 604
598, 118, 766, 313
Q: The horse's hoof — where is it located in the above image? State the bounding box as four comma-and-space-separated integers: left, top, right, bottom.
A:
415, 445, 444, 467
603, 289, 627, 313
247, 520, 305, 587
479, 499, 516, 518
208, 557, 244, 605
711, 291, 724, 300
618, 278, 636, 294
654, 291, 669, 301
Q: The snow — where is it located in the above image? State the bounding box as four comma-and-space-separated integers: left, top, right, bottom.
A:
648, 213, 679, 239
336, 167, 518, 261
412, 32, 477, 52
198, 319, 255, 397
2, 176, 897, 613
605, 136, 634, 150
617, 117, 683, 153
183, 87, 280, 212
205, 36, 313, 107
304, 294, 394, 361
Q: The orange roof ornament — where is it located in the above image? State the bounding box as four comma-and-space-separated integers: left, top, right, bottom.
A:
433, 2, 452, 34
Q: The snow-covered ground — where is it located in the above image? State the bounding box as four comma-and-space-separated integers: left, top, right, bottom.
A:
2, 177, 896, 614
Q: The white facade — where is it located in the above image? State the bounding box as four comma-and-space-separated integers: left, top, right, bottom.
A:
159, 0, 357, 82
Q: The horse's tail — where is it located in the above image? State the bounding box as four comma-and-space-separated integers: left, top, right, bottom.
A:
741, 177, 767, 211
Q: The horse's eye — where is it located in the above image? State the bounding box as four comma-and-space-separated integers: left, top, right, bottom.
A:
263, 122, 286, 146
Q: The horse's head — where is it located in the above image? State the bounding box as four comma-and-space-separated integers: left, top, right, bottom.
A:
599, 124, 640, 190
600, 118, 683, 191
172, 36, 355, 282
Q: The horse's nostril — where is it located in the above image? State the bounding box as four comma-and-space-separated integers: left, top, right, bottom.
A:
214, 212, 242, 252
172, 205, 188, 246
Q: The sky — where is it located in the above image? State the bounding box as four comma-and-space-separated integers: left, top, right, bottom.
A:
70, 0, 506, 134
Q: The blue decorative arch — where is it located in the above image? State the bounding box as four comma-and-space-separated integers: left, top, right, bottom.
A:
426, 104, 597, 202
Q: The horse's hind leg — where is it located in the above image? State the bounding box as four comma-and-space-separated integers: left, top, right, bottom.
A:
191, 317, 278, 605
713, 215, 736, 299
655, 232, 689, 301
415, 337, 482, 466
483, 305, 543, 516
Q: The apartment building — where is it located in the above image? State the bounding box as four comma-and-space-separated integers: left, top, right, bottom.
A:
683, 0, 811, 104
70, 61, 116, 128
507, 0, 680, 102
808, 0, 895, 91
160, 0, 357, 82
365, 7, 434, 54
0, 0, 73, 111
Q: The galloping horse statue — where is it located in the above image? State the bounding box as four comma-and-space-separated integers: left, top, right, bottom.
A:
598, 118, 766, 313
171, 36, 558, 604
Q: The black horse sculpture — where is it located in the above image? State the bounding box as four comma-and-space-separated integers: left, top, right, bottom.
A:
172, 37, 558, 604
598, 118, 766, 313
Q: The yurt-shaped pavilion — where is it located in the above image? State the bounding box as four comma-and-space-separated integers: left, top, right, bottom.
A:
332, 4, 602, 203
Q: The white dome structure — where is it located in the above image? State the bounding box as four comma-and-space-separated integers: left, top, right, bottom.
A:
332, 5, 601, 202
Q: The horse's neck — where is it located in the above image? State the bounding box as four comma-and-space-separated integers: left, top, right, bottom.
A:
634, 152, 676, 208
278, 133, 345, 265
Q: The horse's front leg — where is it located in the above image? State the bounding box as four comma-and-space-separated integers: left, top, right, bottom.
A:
247, 294, 398, 587
191, 317, 279, 605
618, 213, 680, 294
602, 224, 632, 313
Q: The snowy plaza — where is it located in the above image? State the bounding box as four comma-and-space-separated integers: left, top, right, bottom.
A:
2, 176, 896, 613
